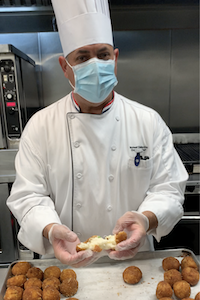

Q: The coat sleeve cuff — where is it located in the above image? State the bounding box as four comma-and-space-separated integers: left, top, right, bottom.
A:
138, 196, 184, 243
17, 205, 62, 255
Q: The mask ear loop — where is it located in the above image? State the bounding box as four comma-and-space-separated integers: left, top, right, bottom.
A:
65, 58, 75, 90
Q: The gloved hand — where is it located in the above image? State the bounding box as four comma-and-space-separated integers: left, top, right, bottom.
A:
108, 211, 149, 260
48, 224, 103, 267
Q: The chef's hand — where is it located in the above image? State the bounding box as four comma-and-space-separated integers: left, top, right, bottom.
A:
48, 224, 102, 267
108, 211, 149, 260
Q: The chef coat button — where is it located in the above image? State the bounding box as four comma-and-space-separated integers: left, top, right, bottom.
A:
69, 114, 75, 119
107, 205, 112, 212
76, 203, 82, 209
76, 173, 82, 179
111, 145, 116, 151
77, 232, 81, 237
74, 141, 80, 148
109, 175, 114, 181
116, 116, 120, 121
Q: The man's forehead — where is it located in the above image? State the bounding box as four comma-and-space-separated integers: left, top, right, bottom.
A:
72, 44, 113, 55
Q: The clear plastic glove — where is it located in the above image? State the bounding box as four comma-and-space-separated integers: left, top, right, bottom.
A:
48, 224, 103, 267
108, 211, 149, 260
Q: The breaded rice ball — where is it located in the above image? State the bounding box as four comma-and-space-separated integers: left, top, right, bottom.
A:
4, 286, 23, 300
44, 266, 61, 279
182, 298, 194, 300
7, 275, 27, 288
164, 269, 182, 287
24, 278, 42, 289
162, 257, 180, 271
182, 267, 199, 286
181, 257, 198, 270
26, 267, 43, 280
12, 262, 32, 276
42, 277, 60, 290
43, 286, 60, 300
67, 298, 79, 300
22, 286, 42, 300
60, 269, 77, 282
159, 298, 173, 300
173, 280, 191, 299
60, 278, 78, 297
123, 266, 142, 284
195, 292, 200, 300
156, 281, 173, 299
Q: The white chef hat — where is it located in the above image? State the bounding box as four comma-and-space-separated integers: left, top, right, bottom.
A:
51, 0, 113, 57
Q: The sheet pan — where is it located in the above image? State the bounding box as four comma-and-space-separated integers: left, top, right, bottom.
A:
1, 248, 199, 300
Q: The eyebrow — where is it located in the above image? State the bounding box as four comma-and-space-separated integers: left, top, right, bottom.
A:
75, 46, 111, 55
75, 49, 90, 55
97, 47, 110, 53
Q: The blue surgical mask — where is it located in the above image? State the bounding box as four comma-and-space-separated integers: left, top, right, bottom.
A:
66, 57, 118, 103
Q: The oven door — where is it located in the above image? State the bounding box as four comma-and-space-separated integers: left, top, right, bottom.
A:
0, 183, 18, 264
154, 190, 200, 255
154, 217, 200, 255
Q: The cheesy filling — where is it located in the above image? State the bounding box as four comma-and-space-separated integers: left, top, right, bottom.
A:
78, 235, 117, 251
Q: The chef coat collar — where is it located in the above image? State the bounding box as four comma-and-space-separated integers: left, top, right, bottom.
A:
71, 91, 114, 114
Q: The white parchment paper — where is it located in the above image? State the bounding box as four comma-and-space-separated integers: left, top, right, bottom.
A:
1, 249, 200, 300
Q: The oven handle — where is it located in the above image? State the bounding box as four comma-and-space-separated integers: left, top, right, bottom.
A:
0, 228, 2, 254
182, 216, 200, 220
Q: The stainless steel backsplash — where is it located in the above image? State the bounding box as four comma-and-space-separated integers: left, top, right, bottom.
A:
0, 28, 198, 133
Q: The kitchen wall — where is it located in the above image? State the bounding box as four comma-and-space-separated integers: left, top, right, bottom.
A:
0, 5, 199, 133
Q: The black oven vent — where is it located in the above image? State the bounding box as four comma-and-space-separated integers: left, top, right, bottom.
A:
0, 0, 198, 6
0, 0, 51, 6
174, 143, 200, 164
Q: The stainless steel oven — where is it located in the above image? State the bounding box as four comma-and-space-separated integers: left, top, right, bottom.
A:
0, 44, 41, 264
0, 44, 40, 149
154, 134, 200, 255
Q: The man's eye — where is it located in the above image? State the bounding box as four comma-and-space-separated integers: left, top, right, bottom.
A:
76, 56, 89, 63
98, 52, 111, 60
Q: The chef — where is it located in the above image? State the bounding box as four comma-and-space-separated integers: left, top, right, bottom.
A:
7, 0, 188, 267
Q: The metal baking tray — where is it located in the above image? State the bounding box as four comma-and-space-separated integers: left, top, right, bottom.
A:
1, 248, 200, 300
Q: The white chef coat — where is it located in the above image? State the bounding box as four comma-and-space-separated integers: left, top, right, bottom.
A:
7, 92, 188, 255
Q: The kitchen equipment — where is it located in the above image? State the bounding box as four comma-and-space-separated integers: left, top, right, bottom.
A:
0, 44, 40, 149
0, 182, 34, 265
0, 249, 199, 300
0, 44, 40, 263
0, 183, 18, 265
154, 133, 200, 255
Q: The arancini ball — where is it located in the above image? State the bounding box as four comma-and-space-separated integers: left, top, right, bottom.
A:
44, 266, 61, 280
60, 277, 78, 297
4, 286, 23, 300
195, 292, 200, 300
182, 267, 199, 286
156, 281, 173, 299
22, 286, 42, 300
181, 257, 198, 270
173, 280, 191, 299
162, 257, 180, 271
123, 266, 142, 284
164, 269, 182, 287
60, 269, 77, 282
26, 267, 43, 280
42, 286, 60, 300
7, 275, 26, 288
12, 262, 32, 276
24, 278, 42, 289
42, 277, 60, 290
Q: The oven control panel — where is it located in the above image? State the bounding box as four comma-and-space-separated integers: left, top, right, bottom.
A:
0, 59, 21, 138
